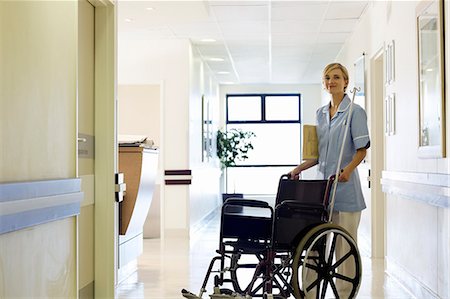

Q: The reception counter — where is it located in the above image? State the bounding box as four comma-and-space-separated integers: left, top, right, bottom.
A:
118, 146, 159, 279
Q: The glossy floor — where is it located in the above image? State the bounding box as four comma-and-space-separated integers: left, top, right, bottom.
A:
116, 214, 414, 299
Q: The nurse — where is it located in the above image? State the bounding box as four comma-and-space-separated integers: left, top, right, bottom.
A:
289, 62, 370, 297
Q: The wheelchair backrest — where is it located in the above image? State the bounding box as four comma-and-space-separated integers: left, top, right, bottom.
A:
275, 176, 332, 207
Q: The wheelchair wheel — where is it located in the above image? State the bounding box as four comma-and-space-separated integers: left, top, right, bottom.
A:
291, 223, 362, 299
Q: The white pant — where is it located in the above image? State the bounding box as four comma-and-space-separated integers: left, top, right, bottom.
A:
333, 211, 361, 299
332, 211, 361, 242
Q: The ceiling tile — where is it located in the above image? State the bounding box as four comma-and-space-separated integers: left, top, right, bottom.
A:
211, 4, 269, 22
325, 1, 368, 20
219, 21, 269, 40
194, 44, 229, 57
313, 43, 344, 55
169, 22, 221, 38
316, 32, 350, 43
271, 33, 317, 47
321, 19, 359, 33
271, 3, 328, 21
271, 46, 313, 59
271, 20, 321, 35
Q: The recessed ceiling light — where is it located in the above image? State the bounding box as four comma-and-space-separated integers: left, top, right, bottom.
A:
221, 82, 235, 85
217, 71, 230, 75
200, 38, 216, 43
208, 57, 224, 62
146, 7, 154, 11
125, 18, 133, 23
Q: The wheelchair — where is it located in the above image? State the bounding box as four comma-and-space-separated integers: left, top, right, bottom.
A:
182, 175, 362, 299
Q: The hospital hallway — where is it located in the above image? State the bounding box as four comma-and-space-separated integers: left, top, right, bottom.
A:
116, 211, 414, 299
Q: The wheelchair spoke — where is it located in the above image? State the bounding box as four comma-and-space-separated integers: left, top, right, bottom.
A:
329, 278, 339, 298
305, 277, 321, 293
332, 250, 353, 270
320, 279, 329, 299
327, 233, 338, 265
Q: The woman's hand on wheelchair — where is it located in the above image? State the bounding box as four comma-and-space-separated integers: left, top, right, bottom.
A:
288, 169, 301, 180
338, 167, 352, 182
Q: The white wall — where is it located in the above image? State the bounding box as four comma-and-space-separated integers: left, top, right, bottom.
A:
118, 85, 161, 146
118, 84, 161, 238
337, 1, 450, 297
189, 47, 222, 229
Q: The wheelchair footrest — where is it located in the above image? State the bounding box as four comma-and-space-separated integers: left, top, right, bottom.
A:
181, 289, 202, 299
209, 287, 251, 299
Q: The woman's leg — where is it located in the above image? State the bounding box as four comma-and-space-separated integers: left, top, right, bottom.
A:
332, 211, 361, 298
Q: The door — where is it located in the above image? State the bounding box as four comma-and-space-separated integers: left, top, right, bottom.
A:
89, 0, 118, 297
355, 55, 372, 255
369, 48, 386, 258
77, 0, 96, 297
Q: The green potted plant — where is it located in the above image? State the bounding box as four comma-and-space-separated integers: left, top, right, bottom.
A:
216, 128, 256, 208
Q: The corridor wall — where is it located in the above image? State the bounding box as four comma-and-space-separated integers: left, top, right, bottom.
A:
188, 47, 222, 231
337, 1, 450, 297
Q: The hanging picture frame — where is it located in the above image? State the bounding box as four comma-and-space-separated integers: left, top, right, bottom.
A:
354, 53, 366, 110
385, 40, 395, 85
416, 0, 446, 158
384, 93, 396, 136
201, 95, 213, 162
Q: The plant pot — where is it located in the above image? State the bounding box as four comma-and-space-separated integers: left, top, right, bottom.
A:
222, 193, 244, 213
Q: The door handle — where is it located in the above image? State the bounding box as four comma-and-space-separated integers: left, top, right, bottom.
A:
115, 173, 126, 202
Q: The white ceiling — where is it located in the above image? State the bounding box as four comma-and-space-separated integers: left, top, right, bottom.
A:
118, 0, 368, 85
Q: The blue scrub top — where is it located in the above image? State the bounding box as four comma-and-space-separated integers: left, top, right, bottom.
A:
316, 94, 370, 212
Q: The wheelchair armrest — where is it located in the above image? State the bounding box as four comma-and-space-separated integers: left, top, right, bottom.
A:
224, 198, 269, 208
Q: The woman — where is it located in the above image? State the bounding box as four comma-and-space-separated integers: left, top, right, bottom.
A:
289, 62, 370, 297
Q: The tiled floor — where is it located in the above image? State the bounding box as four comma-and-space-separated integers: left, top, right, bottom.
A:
116, 212, 414, 299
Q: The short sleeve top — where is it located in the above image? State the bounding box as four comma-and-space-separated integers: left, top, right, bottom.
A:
316, 94, 370, 212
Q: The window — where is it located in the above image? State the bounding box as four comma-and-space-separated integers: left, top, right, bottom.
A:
225, 94, 301, 195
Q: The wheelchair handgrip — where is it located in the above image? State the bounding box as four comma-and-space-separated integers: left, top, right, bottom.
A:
224, 198, 269, 208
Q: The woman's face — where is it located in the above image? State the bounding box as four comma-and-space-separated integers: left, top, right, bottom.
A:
323, 68, 348, 95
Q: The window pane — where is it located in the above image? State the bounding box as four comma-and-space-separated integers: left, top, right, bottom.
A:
227, 166, 294, 195
265, 96, 300, 121
227, 96, 261, 121
227, 123, 300, 165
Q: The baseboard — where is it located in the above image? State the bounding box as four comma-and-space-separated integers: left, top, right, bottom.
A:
79, 281, 94, 299
386, 257, 437, 299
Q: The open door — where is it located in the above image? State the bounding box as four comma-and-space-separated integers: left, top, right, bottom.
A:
369, 48, 386, 258
90, 0, 118, 297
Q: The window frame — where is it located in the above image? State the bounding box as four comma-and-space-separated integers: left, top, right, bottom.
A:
225, 93, 302, 168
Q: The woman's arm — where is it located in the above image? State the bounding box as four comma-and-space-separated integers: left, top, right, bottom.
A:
289, 159, 319, 179
339, 148, 366, 182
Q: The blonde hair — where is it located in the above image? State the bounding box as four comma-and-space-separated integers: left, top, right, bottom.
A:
322, 63, 349, 91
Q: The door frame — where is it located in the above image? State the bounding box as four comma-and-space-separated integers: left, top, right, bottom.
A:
90, 0, 117, 297
369, 47, 386, 258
